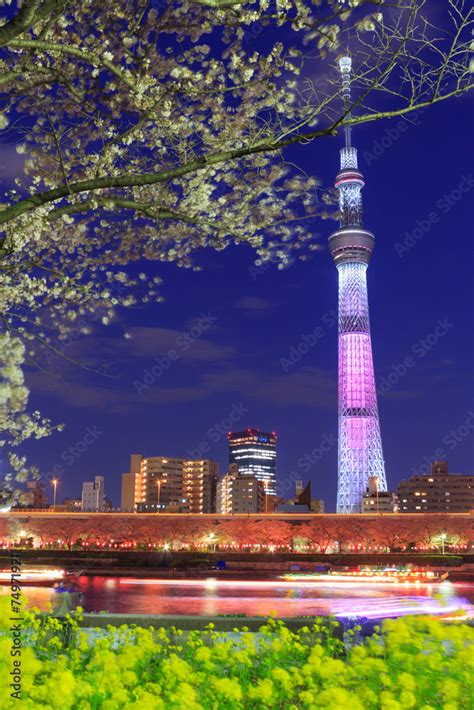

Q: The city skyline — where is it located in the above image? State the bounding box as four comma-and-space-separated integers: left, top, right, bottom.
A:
8, 66, 472, 513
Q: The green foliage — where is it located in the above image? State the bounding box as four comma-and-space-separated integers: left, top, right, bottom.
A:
0, 595, 472, 708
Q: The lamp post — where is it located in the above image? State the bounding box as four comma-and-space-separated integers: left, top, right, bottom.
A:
440, 532, 447, 555
208, 533, 216, 552
52, 479, 58, 511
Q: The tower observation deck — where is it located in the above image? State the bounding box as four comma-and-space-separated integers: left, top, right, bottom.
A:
329, 57, 387, 513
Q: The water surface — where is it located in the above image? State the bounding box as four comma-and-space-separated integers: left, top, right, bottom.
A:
5, 576, 473, 619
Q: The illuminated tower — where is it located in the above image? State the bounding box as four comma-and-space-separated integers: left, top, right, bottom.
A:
329, 57, 387, 513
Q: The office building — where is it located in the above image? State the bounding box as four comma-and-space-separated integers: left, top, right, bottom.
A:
81, 476, 105, 512
398, 461, 474, 513
216, 464, 238, 514
121, 472, 135, 511
228, 429, 277, 498
123, 454, 218, 513
362, 476, 397, 513
217, 465, 265, 514
310, 499, 325, 514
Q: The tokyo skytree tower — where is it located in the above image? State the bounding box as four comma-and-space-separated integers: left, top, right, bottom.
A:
329, 57, 387, 513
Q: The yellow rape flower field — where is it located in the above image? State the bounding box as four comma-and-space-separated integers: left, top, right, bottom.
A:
0, 596, 472, 709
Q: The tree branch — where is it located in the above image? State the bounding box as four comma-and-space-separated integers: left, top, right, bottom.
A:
8, 38, 137, 90
0, 0, 67, 47
0, 81, 471, 232
48, 197, 242, 234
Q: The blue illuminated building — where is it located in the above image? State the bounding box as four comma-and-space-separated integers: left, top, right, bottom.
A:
228, 428, 277, 498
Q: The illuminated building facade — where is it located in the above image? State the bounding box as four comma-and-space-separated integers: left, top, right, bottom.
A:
81, 476, 106, 512
329, 57, 387, 513
228, 429, 277, 498
216, 464, 265, 514
398, 460, 474, 513
123, 454, 218, 513
362, 476, 397, 513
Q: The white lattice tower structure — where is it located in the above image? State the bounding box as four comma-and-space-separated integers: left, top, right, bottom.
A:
329, 57, 387, 513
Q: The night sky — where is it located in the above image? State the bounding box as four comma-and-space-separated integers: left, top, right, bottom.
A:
0, 10, 468, 511
17, 90, 472, 511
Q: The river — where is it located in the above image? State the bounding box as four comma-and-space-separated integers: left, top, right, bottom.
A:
5, 576, 474, 619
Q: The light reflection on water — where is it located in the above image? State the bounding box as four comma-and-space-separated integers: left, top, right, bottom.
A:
2, 577, 473, 619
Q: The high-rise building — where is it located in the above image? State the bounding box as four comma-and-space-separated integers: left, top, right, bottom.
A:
121, 472, 135, 511
217, 465, 265, 514
122, 454, 218, 513
329, 57, 387, 513
216, 464, 239, 514
81, 476, 105, 512
398, 461, 474, 513
228, 429, 277, 498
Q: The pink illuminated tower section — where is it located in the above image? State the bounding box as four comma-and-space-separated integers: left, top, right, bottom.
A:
329, 57, 387, 513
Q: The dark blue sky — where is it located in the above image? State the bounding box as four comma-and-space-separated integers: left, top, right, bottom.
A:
20, 88, 473, 510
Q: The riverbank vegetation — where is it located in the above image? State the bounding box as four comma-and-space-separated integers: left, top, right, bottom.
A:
0, 597, 472, 709
2, 512, 472, 554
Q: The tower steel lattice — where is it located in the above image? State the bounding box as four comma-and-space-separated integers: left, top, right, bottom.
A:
329, 57, 387, 513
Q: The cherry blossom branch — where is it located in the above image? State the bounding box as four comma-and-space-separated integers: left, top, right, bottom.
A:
0, 83, 471, 233
8, 39, 137, 90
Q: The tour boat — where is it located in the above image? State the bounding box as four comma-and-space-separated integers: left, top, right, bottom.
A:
0, 567, 66, 585
282, 566, 448, 584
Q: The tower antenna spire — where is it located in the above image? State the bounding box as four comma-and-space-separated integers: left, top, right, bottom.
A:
339, 56, 352, 148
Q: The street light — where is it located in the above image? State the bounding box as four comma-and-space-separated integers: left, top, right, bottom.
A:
51, 479, 58, 511
440, 532, 447, 555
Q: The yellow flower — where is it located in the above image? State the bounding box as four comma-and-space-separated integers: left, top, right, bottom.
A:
248, 678, 274, 705
380, 690, 402, 710
194, 646, 212, 663
271, 667, 292, 691
211, 677, 243, 703
317, 687, 364, 710
163, 654, 192, 681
